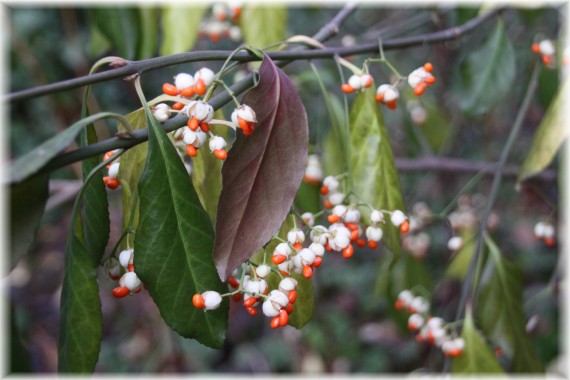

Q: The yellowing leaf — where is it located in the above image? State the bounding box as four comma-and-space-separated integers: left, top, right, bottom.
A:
240, 5, 287, 49
518, 78, 569, 183
160, 6, 206, 55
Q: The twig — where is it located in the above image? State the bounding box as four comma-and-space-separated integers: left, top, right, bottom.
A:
5, 6, 501, 103
453, 63, 541, 326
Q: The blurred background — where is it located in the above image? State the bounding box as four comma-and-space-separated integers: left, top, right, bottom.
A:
6, 4, 563, 373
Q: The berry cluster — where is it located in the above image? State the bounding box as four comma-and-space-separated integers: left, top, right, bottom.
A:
102, 150, 121, 190
531, 39, 556, 66
396, 290, 465, 358
302, 154, 324, 185
106, 249, 144, 298
534, 221, 556, 247
198, 2, 243, 43
340, 62, 436, 110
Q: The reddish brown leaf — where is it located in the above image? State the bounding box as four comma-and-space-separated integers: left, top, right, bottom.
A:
213, 56, 308, 280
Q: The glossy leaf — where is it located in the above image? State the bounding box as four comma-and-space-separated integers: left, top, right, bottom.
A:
160, 6, 206, 55
213, 56, 308, 280
350, 87, 405, 262
134, 101, 228, 348
452, 304, 504, 374
58, 224, 102, 373
90, 8, 139, 59
240, 5, 287, 49
518, 78, 569, 183
9, 175, 48, 267
137, 7, 158, 59
456, 20, 515, 116
478, 234, 544, 373
192, 111, 227, 223
8, 112, 127, 185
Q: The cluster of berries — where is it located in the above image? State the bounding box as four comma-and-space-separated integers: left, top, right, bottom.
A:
399, 202, 432, 259
198, 2, 243, 43
531, 39, 556, 66
533, 221, 556, 247
193, 267, 299, 330
155, 67, 258, 160
106, 249, 144, 298
302, 154, 324, 185
102, 150, 120, 190
396, 290, 465, 358
340, 63, 436, 110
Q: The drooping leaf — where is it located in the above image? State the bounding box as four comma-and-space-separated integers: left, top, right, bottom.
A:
451, 304, 505, 374
8, 112, 127, 185
117, 108, 148, 248
89, 8, 139, 59
240, 5, 287, 49
191, 111, 228, 223
213, 55, 308, 280
9, 175, 48, 267
349, 87, 405, 262
517, 78, 569, 183
134, 100, 228, 348
478, 234, 544, 373
137, 7, 159, 59
80, 122, 109, 264
160, 6, 206, 55
58, 224, 102, 373
456, 20, 515, 116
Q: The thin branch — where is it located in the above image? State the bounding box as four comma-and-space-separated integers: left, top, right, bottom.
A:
454, 62, 541, 324
5, 6, 501, 103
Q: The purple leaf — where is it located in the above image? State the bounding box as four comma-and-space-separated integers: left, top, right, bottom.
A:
213, 55, 308, 280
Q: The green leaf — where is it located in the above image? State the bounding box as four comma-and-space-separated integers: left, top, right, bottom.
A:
8, 112, 127, 185
213, 56, 308, 280
117, 108, 148, 248
240, 5, 287, 49
456, 20, 515, 115
89, 8, 139, 59
160, 6, 206, 55
349, 87, 405, 263
134, 99, 228, 348
9, 175, 48, 267
451, 304, 505, 374
478, 234, 544, 373
137, 7, 159, 59
416, 101, 451, 153
58, 226, 102, 372
87, 22, 111, 58
517, 78, 569, 183
191, 111, 227, 223
294, 181, 321, 214
80, 123, 109, 264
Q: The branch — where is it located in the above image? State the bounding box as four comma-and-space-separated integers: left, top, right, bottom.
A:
5, 6, 501, 103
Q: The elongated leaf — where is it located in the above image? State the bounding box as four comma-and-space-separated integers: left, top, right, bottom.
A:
8, 112, 125, 185
135, 102, 228, 348
349, 87, 405, 262
518, 78, 569, 183
137, 7, 158, 59
213, 56, 308, 280
456, 20, 515, 115
445, 230, 476, 279
240, 5, 287, 49
58, 224, 102, 373
81, 123, 109, 264
452, 304, 505, 374
478, 235, 544, 373
160, 6, 206, 55
192, 111, 227, 223
9, 175, 48, 267
90, 8, 139, 59
117, 108, 148, 248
